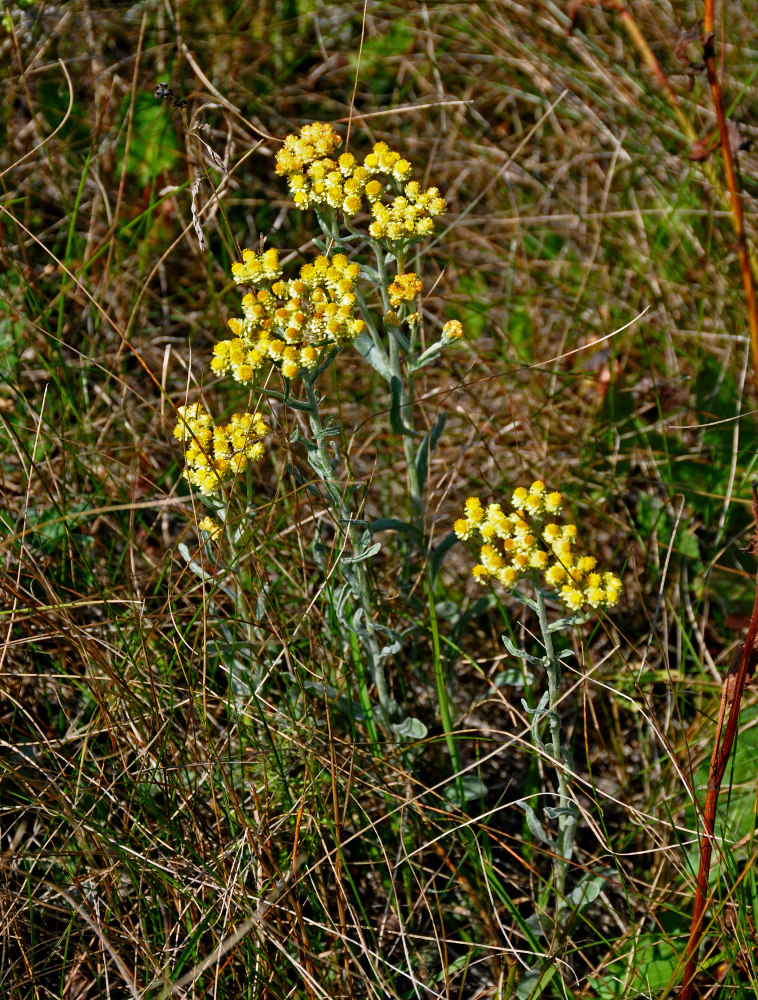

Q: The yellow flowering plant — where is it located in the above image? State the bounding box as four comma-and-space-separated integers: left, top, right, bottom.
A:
456, 480, 623, 922
273, 123, 458, 523
172, 121, 458, 740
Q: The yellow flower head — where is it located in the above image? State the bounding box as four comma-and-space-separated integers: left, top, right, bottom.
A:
174, 403, 268, 495
219, 249, 365, 381
274, 123, 443, 244
456, 483, 622, 611
442, 319, 464, 341
387, 272, 423, 309
199, 516, 223, 541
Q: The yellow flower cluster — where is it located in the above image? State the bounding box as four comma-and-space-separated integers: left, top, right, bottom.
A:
173, 402, 268, 494
454, 481, 622, 611
275, 124, 446, 245
217, 248, 365, 381
368, 180, 446, 243
388, 272, 423, 308
199, 515, 223, 540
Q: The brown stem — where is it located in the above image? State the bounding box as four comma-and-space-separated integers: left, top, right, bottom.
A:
700, 7, 758, 401
614, 8, 694, 140
680, 482, 758, 998
577, 1, 758, 398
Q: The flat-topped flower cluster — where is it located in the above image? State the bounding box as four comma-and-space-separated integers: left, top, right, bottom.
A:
455, 481, 622, 611
219, 248, 365, 381
274, 122, 446, 247
173, 403, 268, 494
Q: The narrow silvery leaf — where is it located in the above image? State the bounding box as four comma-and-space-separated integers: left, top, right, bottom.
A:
502, 633, 544, 665
390, 376, 414, 435
353, 332, 392, 381
342, 541, 382, 565
521, 801, 555, 846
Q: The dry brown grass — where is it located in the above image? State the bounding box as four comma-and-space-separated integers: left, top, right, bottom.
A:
2, 2, 758, 997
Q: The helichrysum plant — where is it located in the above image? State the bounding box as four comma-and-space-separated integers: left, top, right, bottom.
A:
456, 481, 622, 973
172, 121, 459, 740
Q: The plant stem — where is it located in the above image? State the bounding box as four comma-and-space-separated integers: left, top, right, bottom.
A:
426, 566, 464, 804
373, 245, 423, 522
534, 586, 577, 912
301, 372, 392, 732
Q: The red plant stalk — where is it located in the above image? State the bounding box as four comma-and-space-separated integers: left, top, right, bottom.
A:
573, 1, 758, 398
680, 483, 758, 999
700, 4, 758, 400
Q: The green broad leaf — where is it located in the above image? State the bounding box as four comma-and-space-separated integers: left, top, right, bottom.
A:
414, 413, 447, 494
392, 716, 427, 740
588, 933, 683, 998
118, 92, 182, 186
444, 775, 488, 806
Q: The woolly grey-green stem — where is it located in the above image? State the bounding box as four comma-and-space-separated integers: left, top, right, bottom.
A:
301, 372, 392, 732
374, 246, 423, 523
534, 586, 578, 913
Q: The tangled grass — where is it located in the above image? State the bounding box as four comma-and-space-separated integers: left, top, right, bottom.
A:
2, 1, 758, 997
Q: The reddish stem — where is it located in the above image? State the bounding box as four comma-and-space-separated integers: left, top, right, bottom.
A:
680, 483, 758, 998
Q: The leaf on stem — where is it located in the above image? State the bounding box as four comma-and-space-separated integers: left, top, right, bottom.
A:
502, 633, 545, 666
353, 332, 392, 381
520, 801, 556, 846
392, 716, 428, 740
390, 376, 415, 435
367, 517, 423, 544
415, 413, 447, 494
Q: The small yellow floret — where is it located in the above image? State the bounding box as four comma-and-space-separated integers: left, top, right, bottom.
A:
442, 320, 464, 340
